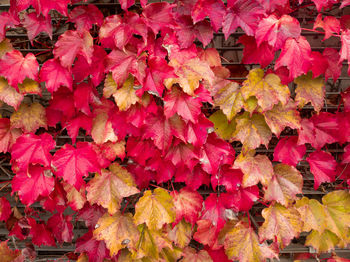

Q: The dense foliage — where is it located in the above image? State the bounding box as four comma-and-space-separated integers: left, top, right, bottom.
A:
0, 0, 350, 261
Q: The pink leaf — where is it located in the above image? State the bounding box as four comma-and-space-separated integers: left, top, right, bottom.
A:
273, 136, 306, 167
32, 0, 70, 17
314, 14, 340, 40
142, 2, 175, 35
22, 13, 52, 43
68, 5, 104, 32
40, 59, 72, 93
191, 0, 225, 32
0, 118, 21, 153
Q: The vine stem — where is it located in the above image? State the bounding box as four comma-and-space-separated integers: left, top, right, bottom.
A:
149, 183, 170, 192
246, 211, 252, 228
0, 181, 10, 192
121, 199, 129, 215
301, 27, 341, 37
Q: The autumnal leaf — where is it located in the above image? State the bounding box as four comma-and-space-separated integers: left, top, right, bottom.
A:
0, 77, 23, 109
233, 112, 272, 151
182, 247, 213, 262
170, 188, 202, 225
224, 220, 278, 262
94, 211, 139, 256
0, 118, 21, 153
31, 0, 70, 17
255, 14, 301, 50
168, 219, 192, 248
141, 2, 175, 35
113, 75, 139, 111
191, 0, 225, 32
27, 218, 56, 247
63, 182, 86, 211
47, 213, 73, 243
76, 230, 109, 262
12, 165, 54, 205
53, 30, 93, 68
323, 48, 342, 82
241, 68, 290, 112
39, 59, 73, 93
134, 188, 175, 230
209, 110, 236, 141
10, 102, 47, 133
22, 13, 52, 43
294, 72, 325, 112
314, 14, 340, 40
92, 110, 118, 145
186, 114, 212, 147
295, 197, 327, 232
18, 78, 41, 95
52, 142, 99, 190
307, 151, 337, 190
226, 186, 259, 212
275, 36, 312, 80
0, 39, 13, 59
234, 151, 274, 187
68, 5, 104, 32
264, 164, 303, 206
86, 163, 139, 214
259, 203, 302, 248
77, 204, 106, 229
0, 197, 11, 221
262, 101, 301, 137
193, 219, 219, 248
0, 241, 24, 262
273, 136, 306, 167
211, 165, 243, 193
0, 49, 38, 88
222, 0, 264, 38
305, 230, 339, 253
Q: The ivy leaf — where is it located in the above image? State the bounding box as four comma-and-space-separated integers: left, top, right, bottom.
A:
113, 75, 139, 111
170, 188, 203, 225
28, 218, 56, 247
134, 188, 175, 230
294, 72, 325, 112
226, 185, 259, 212
12, 165, 54, 205
191, 0, 225, 32
275, 36, 312, 80
186, 114, 212, 147
262, 101, 301, 137
77, 204, 106, 229
222, 0, 264, 39
0, 49, 38, 88
0, 198, 11, 222
68, 5, 104, 32
264, 164, 303, 206
234, 151, 274, 187
63, 182, 86, 211
237, 35, 274, 68
323, 48, 342, 82
10, 102, 47, 133
39, 59, 73, 93
22, 13, 52, 43
76, 230, 110, 262
0, 241, 23, 262
273, 136, 306, 167
259, 203, 303, 248
11, 133, 55, 171
86, 163, 139, 214
32, 0, 70, 17
305, 230, 339, 253
47, 213, 73, 244
209, 110, 236, 141
52, 142, 100, 190
241, 68, 290, 112
168, 219, 192, 248
314, 14, 340, 40
224, 220, 278, 262
233, 112, 272, 151
141, 2, 175, 35
94, 211, 139, 256
0, 77, 23, 109
295, 197, 327, 232
182, 247, 213, 262
307, 150, 337, 190
340, 30, 350, 75
255, 14, 301, 50
0, 118, 21, 153
53, 30, 93, 68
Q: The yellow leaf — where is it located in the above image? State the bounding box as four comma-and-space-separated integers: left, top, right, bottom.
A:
0, 77, 23, 109
234, 151, 273, 187
94, 211, 139, 256
262, 101, 301, 137
160, 246, 183, 262
165, 58, 215, 95
10, 102, 47, 133
0, 39, 13, 59
294, 72, 325, 112
224, 221, 278, 262
233, 112, 271, 151
211, 80, 244, 121
0, 241, 23, 262
113, 75, 139, 111
305, 230, 339, 253
87, 163, 139, 214
76, 253, 89, 262
168, 219, 192, 248
295, 197, 327, 232
209, 110, 236, 140
104, 73, 118, 98
259, 203, 303, 248
134, 188, 175, 230
91, 112, 118, 144
241, 68, 290, 112
18, 78, 41, 95
264, 164, 303, 206
182, 247, 213, 262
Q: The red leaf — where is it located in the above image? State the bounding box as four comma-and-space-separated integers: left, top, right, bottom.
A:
47, 213, 73, 243
310, 51, 328, 78
0, 50, 38, 88
314, 14, 340, 40
171, 188, 203, 225
27, 218, 56, 247
211, 165, 243, 192
76, 230, 109, 262
174, 164, 210, 191
191, 0, 225, 32
119, 0, 135, 10
52, 142, 100, 190
311, 0, 338, 12
40, 179, 67, 213
225, 186, 259, 212
311, 112, 339, 149
74, 82, 94, 115
64, 113, 92, 144
186, 114, 212, 147
199, 133, 235, 175
205, 247, 231, 262
165, 140, 199, 169
0, 118, 21, 153
307, 150, 337, 189
273, 136, 306, 167
127, 138, 158, 166
323, 48, 341, 82
0, 197, 11, 221
148, 157, 175, 184
40, 59, 73, 93
343, 144, 350, 163
0, 11, 19, 41
47, 88, 76, 122
255, 14, 300, 50
238, 35, 274, 68
77, 203, 106, 228
12, 165, 54, 205
68, 5, 104, 32
275, 36, 312, 79
222, 0, 264, 39
32, 0, 70, 17
11, 133, 55, 171
22, 13, 52, 43
53, 30, 93, 68
340, 30, 350, 75
141, 2, 175, 35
